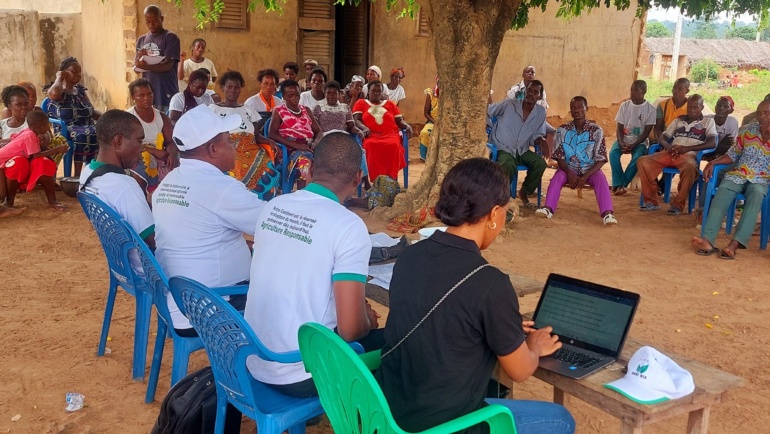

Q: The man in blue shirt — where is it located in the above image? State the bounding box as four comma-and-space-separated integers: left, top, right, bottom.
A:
488, 80, 549, 209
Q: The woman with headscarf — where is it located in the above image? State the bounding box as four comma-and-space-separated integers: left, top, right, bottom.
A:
168, 69, 214, 122
386, 67, 406, 106
419, 76, 440, 161
341, 75, 365, 107
46, 57, 101, 176
353, 81, 412, 182
362, 65, 389, 99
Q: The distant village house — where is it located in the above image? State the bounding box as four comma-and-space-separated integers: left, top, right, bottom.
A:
641, 37, 770, 80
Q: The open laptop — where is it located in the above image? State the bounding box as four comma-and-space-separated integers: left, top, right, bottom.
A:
532, 274, 640, 380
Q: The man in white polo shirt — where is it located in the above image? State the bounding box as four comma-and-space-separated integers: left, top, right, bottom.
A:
153, 105, 265, 336
79, 109, 154, 272
245, 132, 382, 397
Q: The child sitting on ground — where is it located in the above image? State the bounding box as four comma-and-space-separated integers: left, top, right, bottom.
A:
0, 111, 69, 211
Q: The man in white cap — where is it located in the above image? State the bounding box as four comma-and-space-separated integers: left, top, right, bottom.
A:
152, 105, 266, 337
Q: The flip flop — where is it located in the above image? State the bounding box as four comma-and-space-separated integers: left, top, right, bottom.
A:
718, 249, 736, 260
48, 203, 68, 212
522, 202, 538, 211
695, 247, 719, 256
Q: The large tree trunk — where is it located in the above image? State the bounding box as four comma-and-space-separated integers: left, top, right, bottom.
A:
376, 0, 521, 221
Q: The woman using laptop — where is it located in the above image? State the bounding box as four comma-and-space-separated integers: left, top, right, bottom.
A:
375, 158, 575, 434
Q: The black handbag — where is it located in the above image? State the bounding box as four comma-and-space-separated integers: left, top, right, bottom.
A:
369, 235, 407, 264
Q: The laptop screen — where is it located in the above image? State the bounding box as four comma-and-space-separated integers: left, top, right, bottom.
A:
533, 274, 639, 357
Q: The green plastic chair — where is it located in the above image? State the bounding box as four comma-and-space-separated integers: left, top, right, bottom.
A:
297, 323, 517, 434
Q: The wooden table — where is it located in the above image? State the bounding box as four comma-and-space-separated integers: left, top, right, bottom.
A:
365, 269, 543, 306
492, 314, 744, 434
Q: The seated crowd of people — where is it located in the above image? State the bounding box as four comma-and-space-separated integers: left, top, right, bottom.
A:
0, 50, 408, 216
2, 5, 768, 432
485, 67, 769, 257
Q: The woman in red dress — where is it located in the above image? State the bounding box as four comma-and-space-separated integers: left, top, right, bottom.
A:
353, 81, 412, 181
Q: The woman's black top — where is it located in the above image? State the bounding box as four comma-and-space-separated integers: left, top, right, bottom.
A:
376, 230, 525, 434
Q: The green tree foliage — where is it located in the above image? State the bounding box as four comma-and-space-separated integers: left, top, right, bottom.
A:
725, 25, 757, 40
693, 21, 719, 38
176, 0, 770, 32
690, 59, 720, 82
646, 21, 672, 37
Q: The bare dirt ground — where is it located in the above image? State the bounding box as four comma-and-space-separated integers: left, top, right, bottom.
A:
1, 122, 768, 433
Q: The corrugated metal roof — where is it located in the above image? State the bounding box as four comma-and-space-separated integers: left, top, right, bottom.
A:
644, 38, 770, 69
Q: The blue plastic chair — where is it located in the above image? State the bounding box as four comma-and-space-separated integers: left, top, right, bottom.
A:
486, 142, 542, 207
124, 225, 207, 402
401, 129, 409, 189
487, 117, 543, 206
262, 117, 292, 194
167, 276, 324, 434
353, 134, 367, 197
638, 142, 716, 214
700, 164, 770, 249
77, 192, 152, 381
126, 222, 249, 403
42, 97, 75, 177
486, 142, 498, 161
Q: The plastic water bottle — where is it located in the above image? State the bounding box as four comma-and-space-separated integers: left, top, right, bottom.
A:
65, 392, 85, 412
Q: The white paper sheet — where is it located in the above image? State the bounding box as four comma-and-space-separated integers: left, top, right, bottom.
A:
370, 232, 400, 248
368, 262, 395, 290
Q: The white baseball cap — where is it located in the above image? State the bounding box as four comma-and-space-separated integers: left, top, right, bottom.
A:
605, 346, 694, 405
172, 105, 241, 152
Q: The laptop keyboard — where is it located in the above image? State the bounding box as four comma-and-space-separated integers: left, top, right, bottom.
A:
551, 348, 602, 368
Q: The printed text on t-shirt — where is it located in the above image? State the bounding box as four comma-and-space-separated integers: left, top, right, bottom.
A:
261, 206, 315, 244
155, 183, 190, 207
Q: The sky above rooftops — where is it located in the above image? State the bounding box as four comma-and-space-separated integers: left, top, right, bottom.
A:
647, 7, 755, 24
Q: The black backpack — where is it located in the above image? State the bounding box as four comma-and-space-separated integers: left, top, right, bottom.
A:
151, 366, 242, 434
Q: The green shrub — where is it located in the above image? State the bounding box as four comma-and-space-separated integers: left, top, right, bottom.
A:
690, 60, 720, 83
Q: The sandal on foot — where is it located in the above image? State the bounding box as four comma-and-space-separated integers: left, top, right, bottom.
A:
603, 214, 618, 225
639, 203, 660, 212
718, 249, 736, 260
614, 187, 628, 196
522, 202, 538, 211
535, 208, 553, 219
49, 203, 68, 212
695, 247, 719, 256
666, 207, 682, 216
